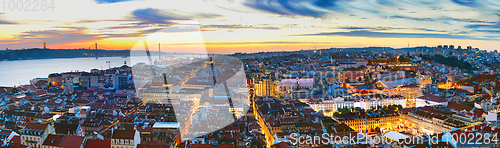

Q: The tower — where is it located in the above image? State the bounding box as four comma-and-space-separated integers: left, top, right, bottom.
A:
158, 43, 161, 61
43, 41, 46, 49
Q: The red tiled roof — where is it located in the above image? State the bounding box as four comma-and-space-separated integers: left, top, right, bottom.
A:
448, 102, 473, 111
25, 123, 48, 131
137, 144, 169, 148
8, 135, 22, 146
33, 80, 48, 88
35, 90, 46, 96
190, 144, 245, 148
271, 142, 290, 148
84, 139, 111, 148
112, 130, 135, 139
20, 84, 36, 91
59, 135, 84, 148
0, 87, 14, 94
42, 134, 64, 147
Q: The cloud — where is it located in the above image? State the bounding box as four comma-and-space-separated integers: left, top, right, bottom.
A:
101, 23, 171, 30
201, 24, 280, 30
0, 20, 14, 24
450, 0, 500, 10
102, 28, 163, 38
51, 26, 88, 30
2, 27, 164, 49
411, 28, 449, 33
292, 30, 497, 40
386, 15, 434, 21
384, 15, 497, 26
0, 13, 15, 24
243, 0, 329, 17
204, 41, 337, 45
15, 28, 105, 44
336, 26, 405, 30
465, 23, 500, 29
451, 0, 476, 6
95, 0, 137, 4
131, 8, 222, 24
472, 29, 500, 33
335, 26, 449, 33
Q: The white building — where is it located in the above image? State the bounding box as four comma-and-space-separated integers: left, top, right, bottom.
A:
415, 94, 448, 107
111, 129, 140, 148
306, 95, 406, 112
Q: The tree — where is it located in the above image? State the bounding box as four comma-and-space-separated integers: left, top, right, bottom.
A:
11, 88, 18, 93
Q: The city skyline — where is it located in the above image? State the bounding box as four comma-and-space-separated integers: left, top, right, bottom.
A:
1, 0, 500, 53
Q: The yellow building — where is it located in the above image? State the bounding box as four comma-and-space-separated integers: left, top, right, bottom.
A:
140, 83, 201, 104
399, 108, 467, 135
254, 78, 278, 97
339, 115, 400, 132
374, 81, 422, 108
399, 84, 421, 108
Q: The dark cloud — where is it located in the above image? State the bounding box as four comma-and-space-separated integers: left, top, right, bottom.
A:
450, 0, 500, 10
16, 29, 104, 44
131, 8, 222, 24
243, 0, 329, 17
0, 13, 15, 24
385, 15, 497, 25
313, 0, 340, 8
335, 26, 448, 33
95, 0, 136, 4
292, 30, 496, 40
387, 15, 434, 21
132, 8, 185, 24
411, 28, 448, 32
465, 23, 500, 29
336, 26, 404, 30
443, 17, 496, 24
103, 28, 163, 38
472, 29, 500, 33
0, 20, 14, 24
451, 0, 477, 7
3, 27, 163, 47
243, 0, 498, 18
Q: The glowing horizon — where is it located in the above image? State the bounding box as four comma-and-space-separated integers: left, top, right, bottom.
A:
2, 0, 500, 53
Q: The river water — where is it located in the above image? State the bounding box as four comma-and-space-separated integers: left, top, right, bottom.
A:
0, 57, 136, 87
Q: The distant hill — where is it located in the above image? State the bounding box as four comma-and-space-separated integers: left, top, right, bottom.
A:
230, 46, 434, 56
1, 48, 143, 61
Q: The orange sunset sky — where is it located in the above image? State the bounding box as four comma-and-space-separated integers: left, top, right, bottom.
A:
1, 0, 500, 53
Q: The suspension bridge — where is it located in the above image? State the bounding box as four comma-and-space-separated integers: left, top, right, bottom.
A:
83, 42, 208, 60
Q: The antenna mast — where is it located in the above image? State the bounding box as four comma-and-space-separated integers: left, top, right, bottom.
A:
159, 43, 161, 61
